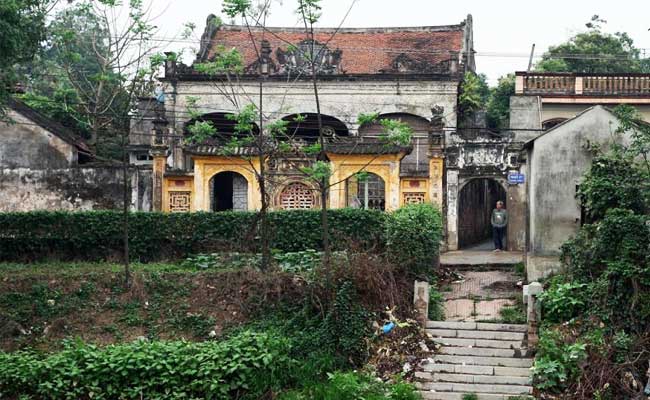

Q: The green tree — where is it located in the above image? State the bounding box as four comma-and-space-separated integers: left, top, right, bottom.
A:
0, 0, 47, 113
537, 15, 649, 73
458, 72, 490, 122
486, 74, 515, 129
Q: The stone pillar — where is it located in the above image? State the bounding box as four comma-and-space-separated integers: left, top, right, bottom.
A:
524, 282, 543, 348
413, 280, 430, 327
150, 147, 167, 212
446, 170, 459, 250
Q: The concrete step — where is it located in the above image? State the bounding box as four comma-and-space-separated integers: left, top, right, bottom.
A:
427, 328, 525, 341
415, 371, 532, 386
439, 346, 516, 358
427, 321, 527, 333
418, 382, 533, 395
420, 391, 533, 400
434, 355, 533, 368
422, 363, 531, 377
432, 337, 525, 349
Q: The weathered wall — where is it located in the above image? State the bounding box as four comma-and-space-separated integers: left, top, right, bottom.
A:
164, 79, 459, 170
0, 166, 152, 212
0, 109, 77, 169
527, 106, 629, 279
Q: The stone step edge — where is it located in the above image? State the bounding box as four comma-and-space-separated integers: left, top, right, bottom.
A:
418, 391, 534, 400
415, 371, 532, 384
426, 321, 528, 332
432, 338, 527, 350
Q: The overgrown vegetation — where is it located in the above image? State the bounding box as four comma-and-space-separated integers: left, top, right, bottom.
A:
534, 105, 650, 399
0, 202, 443, 398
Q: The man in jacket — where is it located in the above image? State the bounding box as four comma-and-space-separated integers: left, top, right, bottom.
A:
491, 201, 508, 251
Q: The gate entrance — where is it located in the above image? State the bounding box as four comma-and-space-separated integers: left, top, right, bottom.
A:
458, 178, 506, 250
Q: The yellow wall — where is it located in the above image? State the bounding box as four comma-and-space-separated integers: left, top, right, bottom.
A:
192, 156, 261, 211
160, 153, 443, 213
328, 153, 404, 211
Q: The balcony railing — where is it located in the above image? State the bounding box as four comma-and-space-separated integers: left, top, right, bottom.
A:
515, 72, 650, 96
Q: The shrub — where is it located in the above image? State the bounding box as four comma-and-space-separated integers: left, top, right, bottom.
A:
279, 371, 421, 400
0, 331, 294, 399
0, 209, 387, 262
385, 204, 443, 278
532, 329, 587, 392
538, 277, 588, 323
428, 286, 445, 321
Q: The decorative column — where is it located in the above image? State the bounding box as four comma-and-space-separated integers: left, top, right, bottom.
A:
150, 115, 169, 212
150, 147, 167, 212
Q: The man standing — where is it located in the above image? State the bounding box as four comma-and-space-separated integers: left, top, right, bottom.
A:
491, 201, 508, 251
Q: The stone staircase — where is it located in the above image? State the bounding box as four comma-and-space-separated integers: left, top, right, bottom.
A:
417, 321, 534, 400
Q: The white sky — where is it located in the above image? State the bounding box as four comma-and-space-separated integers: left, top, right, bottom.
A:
145, 0, 650, 85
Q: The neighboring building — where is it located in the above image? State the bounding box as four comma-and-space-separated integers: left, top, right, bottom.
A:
511, 72, 650, 279
134, 15, 476, 214
523, 106, 631, 280
0, 98, 152, 211
1, 98, 92, 169
513, 72, 650, 129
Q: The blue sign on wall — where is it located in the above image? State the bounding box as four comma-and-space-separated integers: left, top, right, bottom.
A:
508, 172, 525, 184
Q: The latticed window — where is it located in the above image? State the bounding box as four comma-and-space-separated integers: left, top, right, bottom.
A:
280, 182, 315, 210
169, 191, 191, 212
403, 192, 426, 205
347, 173, 385, 211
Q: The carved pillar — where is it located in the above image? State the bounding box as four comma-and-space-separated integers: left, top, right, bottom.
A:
150, 147, 167, 212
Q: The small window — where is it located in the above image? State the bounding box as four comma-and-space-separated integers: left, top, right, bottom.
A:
136, 154, 153, 161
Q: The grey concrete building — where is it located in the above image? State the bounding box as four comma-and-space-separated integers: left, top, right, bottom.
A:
523, 106, 631, 280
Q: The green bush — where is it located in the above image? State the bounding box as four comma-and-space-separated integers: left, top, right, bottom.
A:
532, 329, 587, 392
0, 209, 387, 262
0, 331, 293, 400
279, 371, 421, 400
538, 276, 588, 323
385, 204, 443, 278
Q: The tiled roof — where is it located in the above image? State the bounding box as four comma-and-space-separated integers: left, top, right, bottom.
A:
196, 22, 466, 76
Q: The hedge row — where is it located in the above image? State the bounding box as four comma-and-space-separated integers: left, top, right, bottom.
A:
0, 209, 388, 262
0, 331, 293, 400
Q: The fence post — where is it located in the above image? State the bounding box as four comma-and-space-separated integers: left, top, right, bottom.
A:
414, 280, 430, 328
524, 282, 543, 348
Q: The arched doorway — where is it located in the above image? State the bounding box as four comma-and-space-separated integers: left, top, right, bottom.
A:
458, 178, 506, 249
346, 172, 386, 210
278, 182, 316, 210
209, 171, 248, 211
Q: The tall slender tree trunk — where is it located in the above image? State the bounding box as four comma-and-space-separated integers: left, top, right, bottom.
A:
309, 41, 331, 269
121, 129, 131, 288
258, 79, 272, 270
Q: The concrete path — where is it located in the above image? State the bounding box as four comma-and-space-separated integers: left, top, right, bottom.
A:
442, 270, 521, 321
441, 251, 524, 267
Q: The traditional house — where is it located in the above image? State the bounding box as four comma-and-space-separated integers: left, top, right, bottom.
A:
133, 15, 476, 215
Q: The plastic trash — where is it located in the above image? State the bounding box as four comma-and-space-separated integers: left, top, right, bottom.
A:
382, 322, 395, 334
